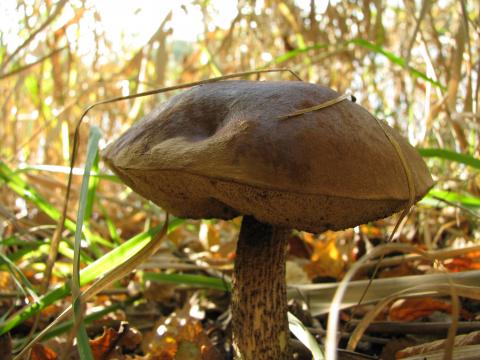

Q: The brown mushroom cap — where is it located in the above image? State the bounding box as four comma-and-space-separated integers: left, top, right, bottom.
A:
103, 80, 433, 233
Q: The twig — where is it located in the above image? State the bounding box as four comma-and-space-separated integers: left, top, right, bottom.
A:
359, 244, 480, 271
0, 47, 67, 81
404, 0, 431, 66
0, 0, 68, 73
346, 321, 480, 335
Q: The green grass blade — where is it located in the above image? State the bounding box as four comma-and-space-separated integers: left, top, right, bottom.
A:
143, 272, 231, 291
0, 253, 38, 301
15, 164, 120, 183
0, 161, 113, 252
98, 201, 121, 244
1, 236, 92, 266
418, 148, 480, 169
72, 126, 101, 359
0, 218, 184, 335
348, 39, 445, 89
0, 237, 44, 247
267, 38, 445, 89
85, 153, 100, 222
75, 309, 94, 360
266, 43, 329, 66
425, 189, 480, 209
288, 312, 324, 360
38, 296, 138, 341
1, 236, 43, 262
0, 160, 67, 227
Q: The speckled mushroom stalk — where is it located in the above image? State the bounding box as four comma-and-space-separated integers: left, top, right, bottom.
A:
232, 216, 291, 359
103, 80, 433, 359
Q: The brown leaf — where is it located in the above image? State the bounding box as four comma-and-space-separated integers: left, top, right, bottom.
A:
119, 326, 142, 351
389, 298, 468, 322
175, 341, 201, 360
360, 224, 383, 238
288, 234, 312, 259
303, 232, 344, 280
0, 271, 14, 290
444, 251, 480, 272
30, 344, 58, 360
143, 307, 221, 359
90, 327, 121, 360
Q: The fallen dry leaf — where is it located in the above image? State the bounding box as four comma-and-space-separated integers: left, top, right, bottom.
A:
303, 231, 344, 280
444, 252, 480, 272
89, 322, 140, 360
30, 344, 58, 360
0, 271, 14, 291
90, 327, 122, 360
142, 307, 221, 360
389, 298, 469, 322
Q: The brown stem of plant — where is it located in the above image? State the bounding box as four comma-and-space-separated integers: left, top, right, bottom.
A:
0, 47, 67, 81
0, 0, 68, 74
446, 16, 468, 152
232, 216, 290, 360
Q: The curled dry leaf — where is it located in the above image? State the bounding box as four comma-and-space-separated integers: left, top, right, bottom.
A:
389, 298, 471, 322
90, 327, 123, 360
444, 251, 480, 272
90, 323, 142, 360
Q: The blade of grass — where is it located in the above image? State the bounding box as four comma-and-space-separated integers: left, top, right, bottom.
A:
15, 164, 120, 183
0, 161, 112, 252
71, 126, 101, 360
12, 298, 137, 353
0, 218, 184, 336
265, 43, 329, 66
1, 236, 92, 265
143, 272, 231, 291
288, 312, 324, 360
418, 148, 480, 169
84, 153, 100, 222
35, 295, 139, 342
426, 189, 480, 209
266, 38, 445, 89
98, 202, 121, 245
15, 215, 170, 359
349, 38, 445, 89
0, 254, 38, 302
1, 237, 43, 262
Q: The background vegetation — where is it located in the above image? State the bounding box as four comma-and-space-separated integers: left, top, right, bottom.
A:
0, 0, 479, 359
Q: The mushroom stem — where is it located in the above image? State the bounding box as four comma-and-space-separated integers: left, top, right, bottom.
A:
232, 215, 290, 359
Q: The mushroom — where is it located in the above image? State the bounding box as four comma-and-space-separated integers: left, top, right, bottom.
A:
102, 80, 433, 359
